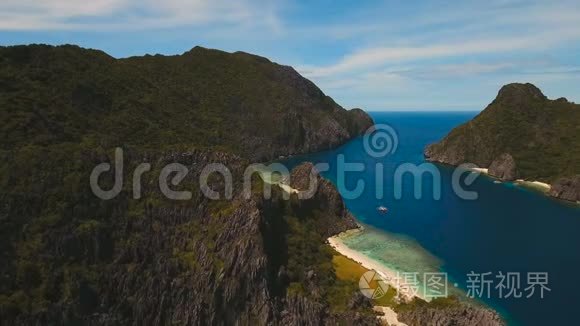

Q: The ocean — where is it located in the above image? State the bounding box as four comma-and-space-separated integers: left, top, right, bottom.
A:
284, 111, 580, 326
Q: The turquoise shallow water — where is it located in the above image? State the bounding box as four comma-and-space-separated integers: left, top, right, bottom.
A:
339, 225, 454, 299
285, 112, 580, 326
340, 226, 441, 278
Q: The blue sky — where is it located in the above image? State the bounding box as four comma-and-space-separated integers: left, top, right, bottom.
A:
1, 0, 580, 111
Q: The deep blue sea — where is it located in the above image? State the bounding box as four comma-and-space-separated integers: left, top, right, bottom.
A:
285, 112, 580, 326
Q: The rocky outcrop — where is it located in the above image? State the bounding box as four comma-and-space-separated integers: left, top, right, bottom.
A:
424, 83, 580, 201
495, 83, 546, 103
488, 153, 518, 181
289, 163, 358, 237
398, 304, 504, 326
549, 176, 580, 202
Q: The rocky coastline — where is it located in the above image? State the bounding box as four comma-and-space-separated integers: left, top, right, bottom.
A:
424, 83, 580, 203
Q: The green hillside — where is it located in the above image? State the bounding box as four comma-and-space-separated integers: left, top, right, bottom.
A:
426, 83, 580, 182
0, 44, 371, 160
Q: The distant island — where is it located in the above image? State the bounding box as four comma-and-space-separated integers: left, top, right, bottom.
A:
425, 83, 580, 203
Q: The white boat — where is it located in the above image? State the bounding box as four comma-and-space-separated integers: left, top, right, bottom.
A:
377, 206, 388, 214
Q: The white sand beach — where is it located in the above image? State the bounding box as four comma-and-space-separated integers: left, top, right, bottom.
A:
469, 167, 489, 174
467, 168, 552, 193
328, 234, 422, 302
530, 181, 551, 191
514, 180, 551, 192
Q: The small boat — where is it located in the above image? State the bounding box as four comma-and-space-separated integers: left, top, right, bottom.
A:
493, 180, 502, 184
377, 206, 388, 214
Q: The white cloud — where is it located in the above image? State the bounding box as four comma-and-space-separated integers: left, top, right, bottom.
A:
0, 0, 281, 31
0, 0, 129, 29
1, 0, 127, 17
371, 62, 516, 81
301, 28, 580, 79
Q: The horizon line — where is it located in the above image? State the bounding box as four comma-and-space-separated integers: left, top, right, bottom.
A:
365, 109, 482, 113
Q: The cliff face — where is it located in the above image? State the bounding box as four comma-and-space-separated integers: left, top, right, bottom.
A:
425, 83, 580, 201
549, 176, 580, 202
1, 151, 382, 324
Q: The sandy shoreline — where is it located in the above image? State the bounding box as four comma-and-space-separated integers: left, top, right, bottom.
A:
328, 232, 422, 302
514, 179, 551, 192
469, 167, 489, 174
469, 168, 552, 192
